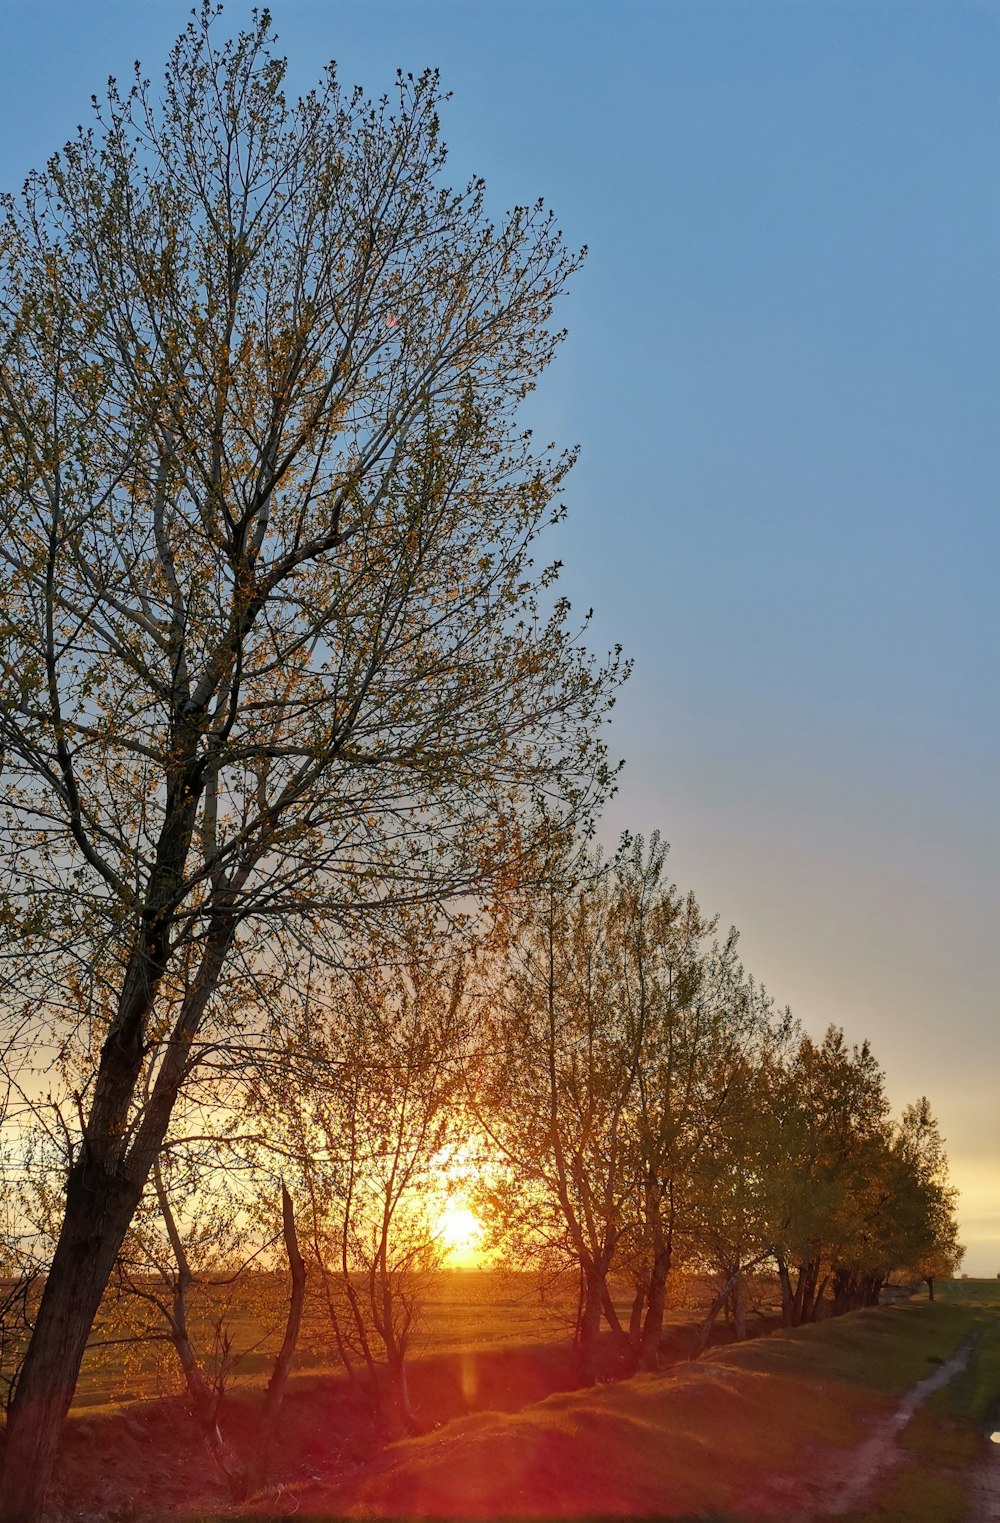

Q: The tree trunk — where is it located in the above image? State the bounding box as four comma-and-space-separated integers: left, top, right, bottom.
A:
637, 1241, 671, 1371
926, 1276, 935, 1302
813, 1272, 830, 1320
242, 1186, 307, 1498
168, 1293, 246, 1495
832, 1267, 851, 1317
600, 1281, 633, 1370
380, 1354, 419, 1438
628, 1281, 646, 1346
0, 1167, 139, 1523
732, 1278, 747, 1340
0, 915, 236, 1523
574, 1268, 603, 1386
696, 1259, 767, 1355
791, 1261, 807, 1325
776, 1253, 794, 1328
696, 1275, 734, 1354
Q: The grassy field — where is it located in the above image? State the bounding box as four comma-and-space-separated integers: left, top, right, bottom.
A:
26, 1275, 1000, 1520
71, 1268, 575, 1410
837, 1277, 1000, 1523
69, 1267, 718, 1411
221, 1279, 999, 1522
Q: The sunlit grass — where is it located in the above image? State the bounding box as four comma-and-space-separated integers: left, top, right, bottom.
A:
837, 1281, 1000, 1522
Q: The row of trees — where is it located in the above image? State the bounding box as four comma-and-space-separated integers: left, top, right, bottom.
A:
477, 834, 962, 1382
0, 835, 962, 1494
0, 834, 963, 1445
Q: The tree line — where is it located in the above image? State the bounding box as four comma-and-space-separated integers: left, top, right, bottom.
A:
477, 833, 961, 1384
0, 835, 962, 1491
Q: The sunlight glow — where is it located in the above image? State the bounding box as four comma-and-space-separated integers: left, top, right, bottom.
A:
436, 1200, 485, 1267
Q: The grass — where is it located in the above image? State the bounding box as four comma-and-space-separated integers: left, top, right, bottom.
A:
68, 1268, 713, 1413
214, 1285, 991, 1520
39, 1276, 1000, 1520
68, 1268, 587, 1411
834, 1278, 1000, 1523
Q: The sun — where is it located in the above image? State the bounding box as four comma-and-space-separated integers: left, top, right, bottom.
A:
436, 1199, 485, 1267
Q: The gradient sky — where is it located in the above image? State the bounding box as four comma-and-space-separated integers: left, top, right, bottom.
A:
1, 0, 996, 1271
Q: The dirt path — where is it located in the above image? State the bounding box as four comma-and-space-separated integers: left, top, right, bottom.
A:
819, 1335, 977, 1515
966, 1427, 1000, 1523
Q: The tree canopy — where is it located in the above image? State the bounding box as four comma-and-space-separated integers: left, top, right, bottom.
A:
0, 10, 619, 1517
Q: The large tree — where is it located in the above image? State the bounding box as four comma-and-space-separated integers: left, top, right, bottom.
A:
0, 10, 618, 1516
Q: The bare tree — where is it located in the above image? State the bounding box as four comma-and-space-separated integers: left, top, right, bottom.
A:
260, 945, 469, 1436
0, 11, 619, 1515
114, 1109, 302, 1500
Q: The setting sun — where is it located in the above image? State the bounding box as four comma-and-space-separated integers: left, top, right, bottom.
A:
436, 1200, 485, 1267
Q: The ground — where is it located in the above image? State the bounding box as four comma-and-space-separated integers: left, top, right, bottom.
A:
10, 1276, 1000, 1521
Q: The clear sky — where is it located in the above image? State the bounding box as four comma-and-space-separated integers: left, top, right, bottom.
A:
1, 0, 996, 1272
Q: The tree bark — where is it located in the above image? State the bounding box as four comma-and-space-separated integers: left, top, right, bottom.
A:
628, 1281, 646, 1346
696, 1272, 737, 1354
574, 1268, 603, 1386
0, 1166, 139, 1523
776, 1252, 794, 1328
731, 1277, 747, 1340
380, 1354, 419, 1438
637, 1241, 671, 1371
599, 1281, 633, 1369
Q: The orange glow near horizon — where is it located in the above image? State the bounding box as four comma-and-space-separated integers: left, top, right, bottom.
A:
436, 1199, 486, 1267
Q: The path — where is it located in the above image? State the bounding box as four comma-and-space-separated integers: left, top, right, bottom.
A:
822, 1334, 977, 1514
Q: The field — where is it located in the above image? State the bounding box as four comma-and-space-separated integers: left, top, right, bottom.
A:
16, 1276, 1000, 1521
284, 1278, 1000, 1523
68, 1268, 724, 1412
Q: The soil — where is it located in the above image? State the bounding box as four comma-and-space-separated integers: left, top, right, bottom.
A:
821, 1335, 978, 1515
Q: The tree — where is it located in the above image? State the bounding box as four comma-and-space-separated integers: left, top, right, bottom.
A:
769, 1027, 892, 1323
480, 838, 641, 1385
259, 946, 471, 1435
892, 1098, 963, 1299
0, 11, 619, 1516
113, 1100, 305, 1499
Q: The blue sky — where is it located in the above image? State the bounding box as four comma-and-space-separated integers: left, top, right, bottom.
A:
1, 0, 997, 1270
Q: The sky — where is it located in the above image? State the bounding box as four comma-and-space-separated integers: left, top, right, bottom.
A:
0, 0, 996, 1272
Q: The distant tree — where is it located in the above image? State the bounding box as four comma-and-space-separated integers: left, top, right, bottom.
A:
0, 11, 619, 1516
762, 1039, 964, 1321
479, 834, 641, 1385
769, 1028, 892, 1325
259, 944, 470, 1435
892, 1098, 963, 1300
